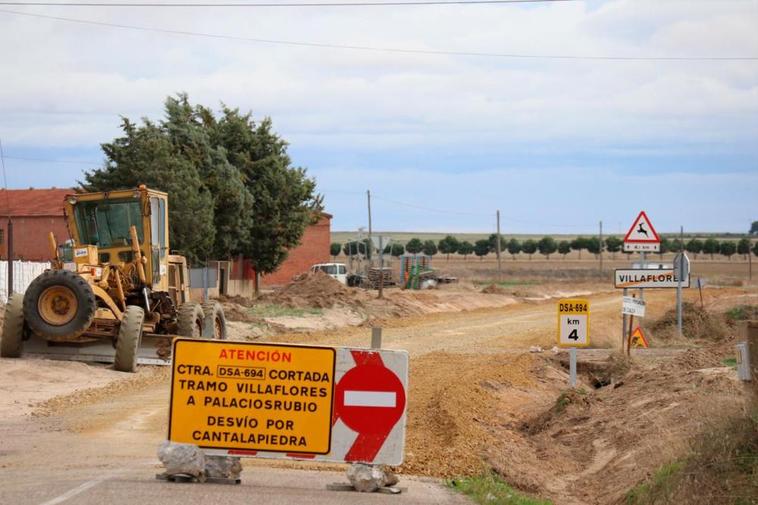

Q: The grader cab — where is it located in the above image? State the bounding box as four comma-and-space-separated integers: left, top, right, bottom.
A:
0, 185, 226, 372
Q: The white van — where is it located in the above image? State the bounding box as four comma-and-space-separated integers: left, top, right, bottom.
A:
310, 263, 348, 285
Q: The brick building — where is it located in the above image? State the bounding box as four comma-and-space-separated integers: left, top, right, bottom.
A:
0, 188, 72, 261
225, 212, 333, 296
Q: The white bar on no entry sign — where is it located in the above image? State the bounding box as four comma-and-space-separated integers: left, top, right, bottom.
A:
344, 391, 396, 407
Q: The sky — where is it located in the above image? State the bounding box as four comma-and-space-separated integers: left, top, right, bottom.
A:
0, 0, 756, 235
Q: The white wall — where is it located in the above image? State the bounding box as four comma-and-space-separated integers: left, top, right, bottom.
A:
0, 261, 50, 303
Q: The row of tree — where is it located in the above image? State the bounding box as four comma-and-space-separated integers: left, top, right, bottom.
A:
332, 235, 758, 261
82, 94, 322, 282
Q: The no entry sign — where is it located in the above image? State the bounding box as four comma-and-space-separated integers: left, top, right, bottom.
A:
168, 339, 409, 466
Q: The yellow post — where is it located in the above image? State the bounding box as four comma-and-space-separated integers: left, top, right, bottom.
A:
48, 232, 62, 270
130, 225, 146, 284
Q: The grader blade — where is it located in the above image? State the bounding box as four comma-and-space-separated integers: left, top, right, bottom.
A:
22, 332, 173, 366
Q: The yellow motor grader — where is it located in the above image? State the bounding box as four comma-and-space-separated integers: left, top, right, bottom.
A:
0, 185, 226, 372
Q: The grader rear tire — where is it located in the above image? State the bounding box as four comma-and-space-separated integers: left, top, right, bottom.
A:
114, 306, 144, 373
23, 269, 96, 339
1, 293, 25, 358
201, 301, 227, 340
177, 303, 204, 338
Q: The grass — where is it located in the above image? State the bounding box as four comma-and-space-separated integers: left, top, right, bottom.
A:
247, 304, 323, 318
722, 357, 738, 367
624, 412, 758, 505
447, 473, 552, 505
625, 461, 684, 505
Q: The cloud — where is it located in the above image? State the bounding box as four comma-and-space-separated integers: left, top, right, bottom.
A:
0, 1, 756, 231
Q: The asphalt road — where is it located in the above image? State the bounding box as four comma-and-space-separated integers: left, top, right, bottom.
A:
0, 403, 469, 505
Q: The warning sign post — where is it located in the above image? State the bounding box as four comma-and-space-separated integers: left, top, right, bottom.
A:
169, 340, 336, 455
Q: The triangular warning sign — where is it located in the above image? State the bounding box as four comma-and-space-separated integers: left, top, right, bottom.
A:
631, 327, 649, 348
624, 211, 660, 244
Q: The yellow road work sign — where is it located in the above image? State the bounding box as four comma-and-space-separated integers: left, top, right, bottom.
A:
168, 339, 336, 455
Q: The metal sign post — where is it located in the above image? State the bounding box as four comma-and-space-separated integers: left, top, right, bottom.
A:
569, 347, 577, 387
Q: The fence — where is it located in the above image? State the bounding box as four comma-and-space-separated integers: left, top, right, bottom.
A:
0, 261, 50, 303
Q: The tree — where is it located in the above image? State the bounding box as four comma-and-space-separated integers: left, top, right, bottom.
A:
753, 241, 758, 257
83, 94, 322, 294
488, 233, 507, 255
604, 236, 622, 259
458, 240, 474, 260
330, 242, 341, 260
474, 239, 490, 260
343, 241, 365, 257
571, 237, 587, 259
658, 237, 671, 259
686, 238, 703, 259
703, 238, 720, 259
537, 236, 557, 259
737, 238, 751, 259
507, 238, 521, 260
750, 221, 758, 235
83, 110, 217, 265
383, 243, 392, 255
199, 100, 321, 291
720, 240, 736, 260
558, 240, 571, 259
390, 243, 405, 257
585, 237, 602, 257
522, 239, 537, 260
422, 240, 438, 256
405, 238, 423, 254
438, 235, 460, 261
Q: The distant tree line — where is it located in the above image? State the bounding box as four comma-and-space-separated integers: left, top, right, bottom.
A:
330, 235, 758, 261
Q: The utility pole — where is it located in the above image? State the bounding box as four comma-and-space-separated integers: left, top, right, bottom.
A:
0, 137, 11, 297
366, 190, 372, 270
599, 220, 603, 272
496, 210, 502, 282
676, 225, 684, 337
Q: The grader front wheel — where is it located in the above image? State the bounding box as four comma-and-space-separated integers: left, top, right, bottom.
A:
114, 306, 144, 373
202, 301, 227, 340
23, 269, 96, 339
177, 303, 204, 338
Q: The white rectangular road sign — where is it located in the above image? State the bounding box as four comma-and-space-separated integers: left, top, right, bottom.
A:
622, 296, 646, 317
557, 299, 590, 348
615, 269, 690, 289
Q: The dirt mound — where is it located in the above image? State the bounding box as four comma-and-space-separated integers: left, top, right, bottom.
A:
521, 389, 591, 435
650, 302, 729, 340
259, 271, 364, 309
216, 294, 255, 308
481, 284, 507, 295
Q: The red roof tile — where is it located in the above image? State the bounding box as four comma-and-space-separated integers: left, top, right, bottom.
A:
0, 188, 73, 217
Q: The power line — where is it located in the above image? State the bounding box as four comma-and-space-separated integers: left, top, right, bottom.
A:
0, 0, 578, 6
372, 194, 491, 216
2, 9, 756, 61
